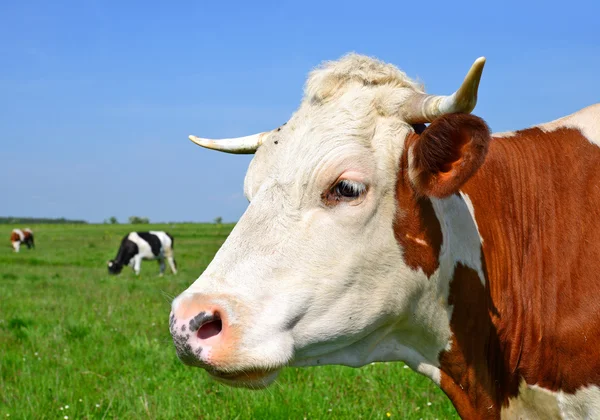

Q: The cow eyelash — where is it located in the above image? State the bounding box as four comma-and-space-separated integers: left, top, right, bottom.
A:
335, 180, 366, 198
323, 179, 367, 205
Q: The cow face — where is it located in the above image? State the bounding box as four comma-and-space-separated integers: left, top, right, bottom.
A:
170, 54, 489, 388
107, 260, 123, 275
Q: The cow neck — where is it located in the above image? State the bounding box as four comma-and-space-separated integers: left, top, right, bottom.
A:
437, 134, 531, 418
115, 238, 135, 266
428, 193, 508, 420
439, 127, 600, 418
395, 136, 510, 418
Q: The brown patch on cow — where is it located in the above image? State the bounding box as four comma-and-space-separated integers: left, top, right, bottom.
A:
397, 120, 600, 416
463, 127, 600, 392
439, 263, 518, 419
23, 231, 32, 241
411, 114, 490, 198
435, 126, 600, 416
10, 231, 20, 243
394, 133, 443, 277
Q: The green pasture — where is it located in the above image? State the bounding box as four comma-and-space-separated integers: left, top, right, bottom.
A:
0, 223, 457, 419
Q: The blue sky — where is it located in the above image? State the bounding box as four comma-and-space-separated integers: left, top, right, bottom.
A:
1, 0, 599, 223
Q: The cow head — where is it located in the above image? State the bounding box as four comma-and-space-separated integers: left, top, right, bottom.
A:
170, 54, 490, 388
107, 260, 123, 275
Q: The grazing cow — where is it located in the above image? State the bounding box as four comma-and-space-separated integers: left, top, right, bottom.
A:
169, 54, 600, 419
108, 231, 177, 276
10, 228, 34, 252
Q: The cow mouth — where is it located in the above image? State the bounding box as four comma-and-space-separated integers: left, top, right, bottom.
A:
207, 368, 280, 389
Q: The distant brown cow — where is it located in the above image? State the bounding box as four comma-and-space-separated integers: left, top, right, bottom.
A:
10, 228, 34, 252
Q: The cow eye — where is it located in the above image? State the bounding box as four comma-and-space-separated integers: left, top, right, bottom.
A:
335, 180, 365, 198
324, 179, 367, 205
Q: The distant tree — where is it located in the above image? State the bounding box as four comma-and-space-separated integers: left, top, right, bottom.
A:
129, 216, 150, 224
109, 216, 118, 224
214, 216, 223, 225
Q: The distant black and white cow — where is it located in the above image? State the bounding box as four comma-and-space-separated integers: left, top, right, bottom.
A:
107, 231, 177, 276
10, 228, 34, 252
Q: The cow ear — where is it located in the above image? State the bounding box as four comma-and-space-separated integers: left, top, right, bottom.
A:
408, 113, 490, 198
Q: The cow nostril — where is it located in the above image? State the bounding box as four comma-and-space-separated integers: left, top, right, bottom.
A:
188, 311, 223, 340
198, 317, 222, 340
189, 311, 215, 332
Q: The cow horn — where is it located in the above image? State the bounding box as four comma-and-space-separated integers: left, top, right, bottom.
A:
402, 57, 486, 124
188, 132, 270, 154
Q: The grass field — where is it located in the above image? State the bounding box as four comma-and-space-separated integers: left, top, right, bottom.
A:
0, 223, 458, 419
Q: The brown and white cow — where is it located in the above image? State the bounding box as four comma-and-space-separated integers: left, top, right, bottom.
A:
170, 54, 600, 419
10, 228, 35, 252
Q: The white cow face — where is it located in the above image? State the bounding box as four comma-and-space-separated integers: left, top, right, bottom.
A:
170, 54, 489, 388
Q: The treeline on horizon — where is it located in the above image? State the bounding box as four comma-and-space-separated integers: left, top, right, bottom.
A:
0, 217, 88, 225
0, 216, 231, 225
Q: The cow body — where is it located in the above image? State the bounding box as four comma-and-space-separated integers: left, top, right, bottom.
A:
449, 106, 600, 418
108, 231, 177, 276
10, 228, 34, 252
170, 54, 600, 419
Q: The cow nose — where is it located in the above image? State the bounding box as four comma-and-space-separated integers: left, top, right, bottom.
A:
169, 294, 232, 367
189, 311, 223, 341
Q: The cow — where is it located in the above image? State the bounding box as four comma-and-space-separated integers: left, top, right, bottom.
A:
10, 228, 34, 252
169, 54, 600, 419
107, 231, 177, 276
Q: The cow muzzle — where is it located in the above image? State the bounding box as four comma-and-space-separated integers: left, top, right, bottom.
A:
169, 292, 281, 388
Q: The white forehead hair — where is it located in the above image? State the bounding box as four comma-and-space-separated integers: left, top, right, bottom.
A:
304, 53, 425, 107
291, 53, 427, 151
